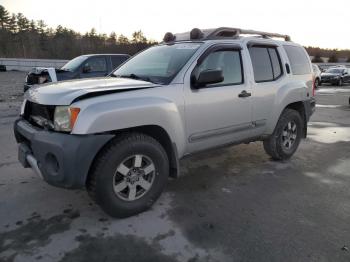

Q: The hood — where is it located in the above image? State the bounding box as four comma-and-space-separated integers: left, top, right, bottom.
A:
24, 77, 159, 105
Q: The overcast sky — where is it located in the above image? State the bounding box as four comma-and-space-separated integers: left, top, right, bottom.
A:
1, 0, 349, 49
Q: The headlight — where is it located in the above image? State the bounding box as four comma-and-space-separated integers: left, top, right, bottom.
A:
54, 106, 80, 132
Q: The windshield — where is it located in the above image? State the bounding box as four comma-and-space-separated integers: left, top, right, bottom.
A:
112, 43, 202, 84
325, 68, 345, 74
61, 56, 87, 71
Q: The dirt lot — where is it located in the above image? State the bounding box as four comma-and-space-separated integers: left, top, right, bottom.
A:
0, 71, 350, 262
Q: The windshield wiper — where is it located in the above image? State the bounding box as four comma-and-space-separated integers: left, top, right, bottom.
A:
117, 73, 153, 83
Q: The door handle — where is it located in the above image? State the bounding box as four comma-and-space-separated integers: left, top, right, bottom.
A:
238, 90, 251, 98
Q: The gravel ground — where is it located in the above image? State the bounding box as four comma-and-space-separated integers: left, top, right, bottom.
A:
0, 72, 350, 262
0, 71, 26, 103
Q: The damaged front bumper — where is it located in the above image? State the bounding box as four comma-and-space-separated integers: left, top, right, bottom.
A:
14, 118, 113, 189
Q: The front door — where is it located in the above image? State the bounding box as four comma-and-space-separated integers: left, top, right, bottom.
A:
184, 45, 252, 153
80, 56, 108, 78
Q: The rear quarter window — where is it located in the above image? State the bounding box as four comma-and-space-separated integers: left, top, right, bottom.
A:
283, 45, 311, 75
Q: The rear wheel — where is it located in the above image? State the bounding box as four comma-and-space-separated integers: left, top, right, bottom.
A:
314, 78, 320, 89
263, 109, 303, 160
87, 133, 169, 218
338, 78, 343, 86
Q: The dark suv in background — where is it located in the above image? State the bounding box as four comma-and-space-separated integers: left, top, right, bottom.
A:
320, 67, 350, 86
24, 54, 130, 91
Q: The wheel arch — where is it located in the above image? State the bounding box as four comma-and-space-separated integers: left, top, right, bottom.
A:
86, 124, 179, 189
280, 101, 307, 138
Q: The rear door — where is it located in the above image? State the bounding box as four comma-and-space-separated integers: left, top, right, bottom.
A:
247, 44, 285, 136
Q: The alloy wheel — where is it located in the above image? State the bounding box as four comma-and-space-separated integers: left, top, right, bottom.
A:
113, 154, 156, 201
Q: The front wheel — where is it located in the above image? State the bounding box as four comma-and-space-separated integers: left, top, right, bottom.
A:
263, 109, 303, 161
87, 133, 169, 218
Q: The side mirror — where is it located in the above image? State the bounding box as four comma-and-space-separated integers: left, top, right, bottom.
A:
193, 69, 224, 88
82, 65, 91, 73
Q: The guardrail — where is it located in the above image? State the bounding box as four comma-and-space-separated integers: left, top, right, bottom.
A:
0, 58, 69, 72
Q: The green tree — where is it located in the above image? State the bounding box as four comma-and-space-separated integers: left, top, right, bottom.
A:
328, 52, 338, 63
7, 14, 17, 33
118, 34, 129, 44
107, 31, 117, 45
37, 20, 46, 34
0, 5, 10, 29
312, 53, 323, 63
16, 13, 30, 32
89, 28, 97, 37
132, 30, 147, 43
29, 20, 37, 32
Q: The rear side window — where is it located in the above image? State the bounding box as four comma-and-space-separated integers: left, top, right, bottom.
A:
283, 45, 311, 75
268, 48, 282, 79
111, 56, 128, 69
249, 46, 283, 82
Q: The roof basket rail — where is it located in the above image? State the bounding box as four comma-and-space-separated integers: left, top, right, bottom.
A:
206, 27, 291, 41
164, 27, 291, 43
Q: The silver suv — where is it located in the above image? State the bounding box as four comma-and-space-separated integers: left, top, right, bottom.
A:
14, 27, 315, 217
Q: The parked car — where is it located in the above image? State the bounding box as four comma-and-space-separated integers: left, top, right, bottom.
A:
320, 67, 350, 86
312, 64, 322, 88
24, 54, 130, 92
14, 27, 315, 217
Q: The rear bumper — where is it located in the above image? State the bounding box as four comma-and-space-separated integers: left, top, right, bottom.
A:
14, 118, 113, 189
304, 97, 316, 121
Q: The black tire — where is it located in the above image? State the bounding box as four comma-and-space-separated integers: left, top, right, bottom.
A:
87, 133, 169, 218
338, 78, 343, 86
263, 109, 303, 161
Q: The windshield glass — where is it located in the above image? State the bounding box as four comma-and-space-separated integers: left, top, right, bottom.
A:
112, 43, 202, 84
61, 56, 87, 71
325, 68, 345, 74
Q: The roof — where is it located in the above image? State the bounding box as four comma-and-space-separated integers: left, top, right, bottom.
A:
82, 54, 130, 57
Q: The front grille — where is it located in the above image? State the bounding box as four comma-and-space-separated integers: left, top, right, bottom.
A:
24, 101, 55, 128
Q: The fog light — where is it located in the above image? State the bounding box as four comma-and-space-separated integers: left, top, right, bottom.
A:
45, 153, 59, 176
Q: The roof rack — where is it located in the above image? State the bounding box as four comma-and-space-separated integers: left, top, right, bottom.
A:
163, 27, 291, 43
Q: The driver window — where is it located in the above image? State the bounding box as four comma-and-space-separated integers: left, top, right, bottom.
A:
196, 50, 243, 86
84, 57, 107, 73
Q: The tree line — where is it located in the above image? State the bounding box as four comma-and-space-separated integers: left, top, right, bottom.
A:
0, 5, 156, 59
305, 46, 350, 63
1, 5, 350, 62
